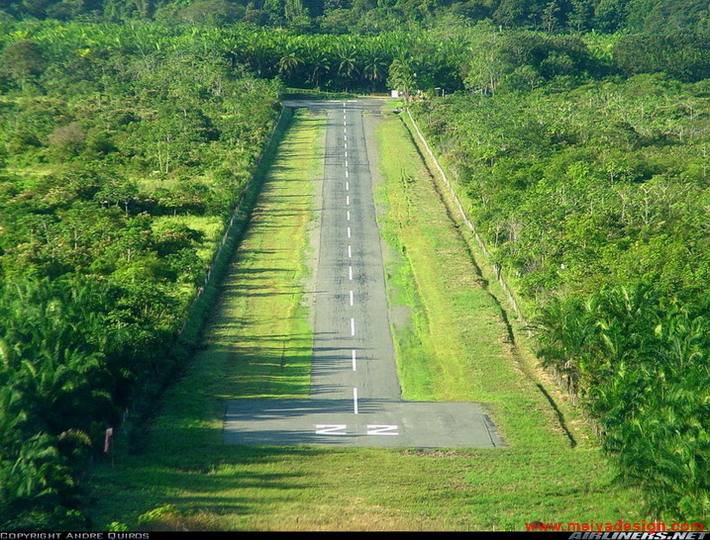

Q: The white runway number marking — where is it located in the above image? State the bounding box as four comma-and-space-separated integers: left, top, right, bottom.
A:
315, 424, 347, 435
367, 425, 399, 436
314, 425, 401, 436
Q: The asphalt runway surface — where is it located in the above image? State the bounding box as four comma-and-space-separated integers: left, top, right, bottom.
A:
224, 99, 502, 447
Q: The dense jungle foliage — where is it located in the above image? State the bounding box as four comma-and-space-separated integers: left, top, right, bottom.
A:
2, 0, 709, 35
0, 0, 707, 529
411, 65, 708, 522
0, 26, 279, 528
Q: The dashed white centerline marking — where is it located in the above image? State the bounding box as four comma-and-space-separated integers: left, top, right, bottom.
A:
352, 349, 357, 371
346, 195, 350, 205
347, 226, 351, 239
345, 169, 348, 178
348, 265, 353, 280
349, 290, 354, 306
348, 245, 352, 258
346, 181, 349, 191
353, 387, 359, 414
347, 210, 350, 221
345, 159, 348, 168
350, 317, 355, 336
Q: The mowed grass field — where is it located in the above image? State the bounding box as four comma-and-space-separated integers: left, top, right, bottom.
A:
83, 105, 643, 531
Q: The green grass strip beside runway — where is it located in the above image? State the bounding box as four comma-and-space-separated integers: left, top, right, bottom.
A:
374, 105, 561, 445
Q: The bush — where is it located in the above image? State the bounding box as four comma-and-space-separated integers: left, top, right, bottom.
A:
613, 32, 710, 82
48, 122, 85, 157
0, 40, 45, 85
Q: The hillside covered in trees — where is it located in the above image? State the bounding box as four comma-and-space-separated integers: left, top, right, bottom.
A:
0, 23, 280, 529
0, 0, 707, 531
2, 0, 709, 34
411, 73, 709, 520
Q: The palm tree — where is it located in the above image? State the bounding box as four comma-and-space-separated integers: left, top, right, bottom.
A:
308, 50, 332, 89
362, 48, 386, 91
277, 50, 301, 78
335, 45, 358, 88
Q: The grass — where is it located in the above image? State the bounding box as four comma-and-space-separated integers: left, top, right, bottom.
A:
370, 104, 643, 518
374, 105, 565, 445
83, 105, 644, 531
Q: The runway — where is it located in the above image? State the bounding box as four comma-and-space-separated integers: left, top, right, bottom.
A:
224, 99, 501, 447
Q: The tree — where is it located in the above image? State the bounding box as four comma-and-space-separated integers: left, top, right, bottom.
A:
263, 0, 284, 26
568, 0, 593, 31
308, 50, 332, 87
613, 32, 710, 82
541, 0, 561, 32
277, 50, 302, 77
96, 179, 139, 215
0, 40, 45, 87
593, 0, 628, 32
0, 23, 284, 529
175, 0, 244, 25
537, 285, 709, 520
336, 46, 358, 81
362, 47, 387, 90
47, 123, 85, 158
284, 0, 311, 30
132, 0, 153, 18
493, 0, 528, 27
463, 30, 516, 95
387, 58, 416, 98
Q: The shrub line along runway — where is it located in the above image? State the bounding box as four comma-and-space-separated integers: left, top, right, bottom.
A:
223, 99, 502, 447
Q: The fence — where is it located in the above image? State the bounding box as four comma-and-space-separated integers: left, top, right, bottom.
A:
405, 109, 531, 335
115, 106, 293, 452
405, 108, 593, 416
178, 106, 289, 338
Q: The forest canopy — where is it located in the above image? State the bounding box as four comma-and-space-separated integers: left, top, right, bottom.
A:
1, 0, 709, 34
